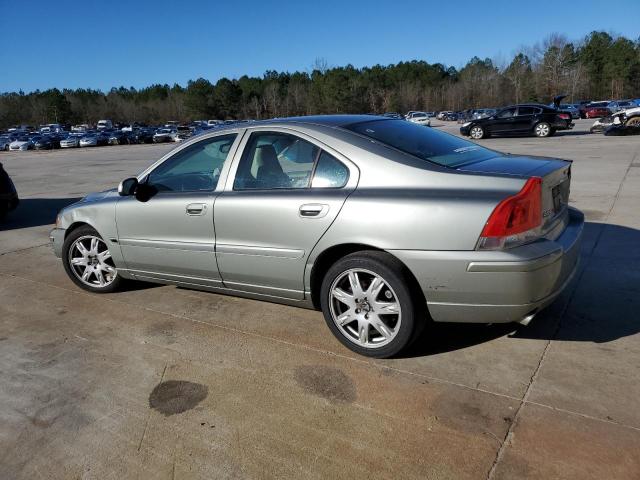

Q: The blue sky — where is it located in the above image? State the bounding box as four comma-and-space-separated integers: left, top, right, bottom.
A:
1, 0, 639, 93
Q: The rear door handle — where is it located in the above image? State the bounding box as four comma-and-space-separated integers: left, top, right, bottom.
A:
299, 204, 329, 218
186, 203, 207, 216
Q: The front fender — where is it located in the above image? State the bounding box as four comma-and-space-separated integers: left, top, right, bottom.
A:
56, 198, 125, 269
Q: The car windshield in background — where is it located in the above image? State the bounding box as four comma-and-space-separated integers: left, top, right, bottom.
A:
345, 119, 496, 168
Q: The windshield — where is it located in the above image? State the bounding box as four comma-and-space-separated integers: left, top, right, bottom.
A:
345, 119, 496, 168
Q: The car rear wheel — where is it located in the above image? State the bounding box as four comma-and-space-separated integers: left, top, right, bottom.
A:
62, 226, 123, 293
534, 122, 551, 138
469, 125, 485, 139
320, 251, 422, 358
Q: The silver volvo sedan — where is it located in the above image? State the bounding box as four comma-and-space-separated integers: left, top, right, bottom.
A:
50, 115, 583, 358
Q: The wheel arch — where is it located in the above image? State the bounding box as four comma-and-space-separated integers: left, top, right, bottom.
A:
308, 243, 426, 311
64, 221, 94, 239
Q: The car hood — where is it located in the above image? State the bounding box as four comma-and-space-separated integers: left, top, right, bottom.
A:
457, 154, 570, 177
10, 141, 29, 146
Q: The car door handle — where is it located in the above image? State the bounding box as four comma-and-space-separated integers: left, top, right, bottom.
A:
299, 204, 329, 218
186, 203, 207, 216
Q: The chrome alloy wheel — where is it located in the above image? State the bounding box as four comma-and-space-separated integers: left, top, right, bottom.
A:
535, 123, 550, 137
470, 126, 484, 139
329, 268, 401, 349
68, 235, 117, 288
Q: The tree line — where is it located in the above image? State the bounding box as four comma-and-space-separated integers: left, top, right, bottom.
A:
1, 31, 638, 129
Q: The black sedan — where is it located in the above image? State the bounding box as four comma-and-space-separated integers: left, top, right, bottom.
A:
0, 162, 19, 220
460, 104, 573, 139
33, 135, 55, 150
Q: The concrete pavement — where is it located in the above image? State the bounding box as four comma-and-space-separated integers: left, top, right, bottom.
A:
1, 122, 639, 479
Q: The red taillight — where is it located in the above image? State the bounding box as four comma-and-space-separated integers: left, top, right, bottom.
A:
558, 113, 570, 120
481, 177, 542, 238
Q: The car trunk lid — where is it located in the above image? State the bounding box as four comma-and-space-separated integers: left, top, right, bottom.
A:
458, 154, 571, 238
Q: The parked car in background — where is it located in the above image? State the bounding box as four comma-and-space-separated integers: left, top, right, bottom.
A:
153, 128, 176, 143
382, 112, 404, 120
97, 120, 113, 130
591, 106, 640, 133
33, 136, 55, 150
131, 128, 156, 144
557, 104, 580, 119
607, 100, 636, 113
9, 135, 34, 151
0, 135, 12, 151
79, 132, 108, 147
49, 115, 583, 358
0, 162, 19, 220
108, 130, 128, 145
460, 104, 573, 139
405, 111, 431, 126
72, 124, 90, 133
60, 134, 81, 148
583, 102, 611, 118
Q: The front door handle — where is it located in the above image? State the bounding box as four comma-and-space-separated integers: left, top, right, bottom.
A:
299, 204, 329, 218
186, 203, 207, 216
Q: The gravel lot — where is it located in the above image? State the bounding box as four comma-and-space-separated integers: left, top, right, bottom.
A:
1, 119, 639, 479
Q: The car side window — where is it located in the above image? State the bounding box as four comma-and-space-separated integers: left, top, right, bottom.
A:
311, 151, 349, 188
517, 106, 536, 116
147, 134, 237, 193
496, 108, 517, 118
234, 132, 320, 190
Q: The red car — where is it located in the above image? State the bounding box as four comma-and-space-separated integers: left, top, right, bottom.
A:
584, 102, 611, 118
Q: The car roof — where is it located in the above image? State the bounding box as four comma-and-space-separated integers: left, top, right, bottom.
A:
195, 115, 391, 135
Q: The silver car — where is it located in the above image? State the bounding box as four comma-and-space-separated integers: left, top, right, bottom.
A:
50, 115, 583, 357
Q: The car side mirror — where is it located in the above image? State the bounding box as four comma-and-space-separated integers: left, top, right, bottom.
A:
134, 180, 157, 203
118, 177, 138, 196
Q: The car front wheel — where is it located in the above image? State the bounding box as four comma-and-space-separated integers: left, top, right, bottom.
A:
320, 251, 422, 358
534, 122, 551, 137
62, 226, 123, 293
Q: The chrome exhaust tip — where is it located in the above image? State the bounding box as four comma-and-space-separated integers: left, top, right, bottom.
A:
519, 311, 537, 326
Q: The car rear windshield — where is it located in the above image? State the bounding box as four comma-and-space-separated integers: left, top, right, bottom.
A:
344, 119, 496, 168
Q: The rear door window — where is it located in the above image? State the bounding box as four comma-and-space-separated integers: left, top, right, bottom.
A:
344, 119, 496, 168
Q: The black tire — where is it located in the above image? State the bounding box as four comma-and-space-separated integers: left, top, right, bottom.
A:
62, 225, 124, 293
320, 251, 424, 358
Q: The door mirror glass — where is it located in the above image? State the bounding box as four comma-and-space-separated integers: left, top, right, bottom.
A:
118, 177, 138, 196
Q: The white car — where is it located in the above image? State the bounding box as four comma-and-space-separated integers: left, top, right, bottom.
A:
152, 128, 177, 143
97, 120, 113, 130
60, 135, 81, 148
405, 111, 431, 126
9, 136, 33, 151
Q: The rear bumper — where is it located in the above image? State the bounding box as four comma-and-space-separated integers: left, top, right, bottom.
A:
553, 120, 574, 130
389, 208, 584, 324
